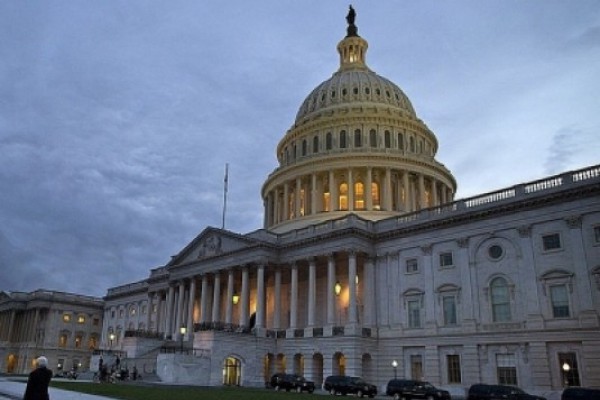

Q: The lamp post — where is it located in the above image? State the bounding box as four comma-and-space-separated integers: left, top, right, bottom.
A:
562, 362, 570, 387
392, 360, 398, 380
109, 333, 115, 350
179, 326, 187, 353
334, 281, 342, 325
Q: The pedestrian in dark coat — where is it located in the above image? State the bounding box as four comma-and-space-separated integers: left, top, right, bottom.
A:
23, 356, 53, 400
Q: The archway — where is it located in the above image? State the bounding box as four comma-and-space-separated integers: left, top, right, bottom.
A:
223, 356, 242, 386
6, 354, 16, 373
333, 352, 345, 376
312, 353, 324, 388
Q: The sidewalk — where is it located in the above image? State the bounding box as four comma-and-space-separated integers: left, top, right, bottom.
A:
0, 377, 116, 400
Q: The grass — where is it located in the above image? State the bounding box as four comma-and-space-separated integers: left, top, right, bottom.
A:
50, 381, 319, 400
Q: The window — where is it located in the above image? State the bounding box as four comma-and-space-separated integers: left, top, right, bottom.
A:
439, 252, 454, 268
339, 183, 348, 210
88, 336, 98, 349
410, 137, 415, 152
410, 355, 423, 380
119, 309, 124, 318
75, 335, 82, 348
496, 354, 517, 385
558, 352, 581, 387
384, 131, 391, 148
141, 305, 147, 315
354, 182, 364, 210
407, 300, 421, 328
398, 133, 404, 150
326, 132, 333, 150
488, 245, 504, 260
443, 296, 457, 325
594, 226, 600, 243
340, 130, 347, 148
302, 139, 307, 156
490, 277, 511, 322
313, 136, 319, 153
447, 355, 462, 383
93, 318, 100, 326
542, 233, 562, 251
152, 304, 158, 313
406, 258, 418, 273
59, 334, 68, 348
372, 182, 380, 210
369, 129, 377, 147
77, 315, 85, 324
323, 191, 330, 212
63, 314, 71, 323
130, 307, 136, 316
354, 129, 362, 147
550, 285, 570, 318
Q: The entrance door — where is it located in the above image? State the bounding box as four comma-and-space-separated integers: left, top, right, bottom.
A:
223, 356, 241, 386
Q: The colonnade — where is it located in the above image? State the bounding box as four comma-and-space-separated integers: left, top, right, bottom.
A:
263, 167, 454, 228
146, 252, 376, 340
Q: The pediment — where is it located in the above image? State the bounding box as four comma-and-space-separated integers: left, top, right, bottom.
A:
168, 227, 262, 266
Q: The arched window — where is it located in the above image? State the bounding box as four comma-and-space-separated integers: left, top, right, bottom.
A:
326, 132, 333, 150
302, 140, 307, 156
410, 137, 415, 152
369, 129, 377, 147
293, 143, 297, 160
339, 183, 348, 210
384, 130, 391, 148
354, 182, 365, 210
313, 136, 319, 153
372, 182, 380, 210
490, 277, 511, 322
354, 129, 362, 147
398, 133, 404, 150
340, 130, 347, 148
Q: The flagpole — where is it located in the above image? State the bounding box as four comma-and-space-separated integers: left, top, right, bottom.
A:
222, 163, 228, 230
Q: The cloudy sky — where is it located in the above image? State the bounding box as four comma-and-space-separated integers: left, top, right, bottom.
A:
1, 1, 599, 298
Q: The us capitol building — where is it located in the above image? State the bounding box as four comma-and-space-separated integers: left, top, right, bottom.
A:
4, 8, 599, 396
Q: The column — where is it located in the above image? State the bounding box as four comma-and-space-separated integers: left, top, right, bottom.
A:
274, 268, 282, 329
348, 168, 354, 211
431, 178, 438, 207
200, 275, 209, 323
146, 293, 153, 331
566, 216, 596, 324
311, 173, 317, 214
187, 278, 196, 335
308, 258, 316, 326
366, 167, 373, 210
156, 292, 163, 334
327, 255, 336, 325
441, 184, 447, 204
295, 177, 302, 217
290, 263, 298, 329
421, 245, 435, 328
329, 170, 337, 211
363, 257, 375, 326
418, 173, 425, 210
225, 270, 234, 325
274, 188, 281, 224
403, 171, 411, 211
348, 252, 358, 324
165, 285, 174, 339
240, 266, 250, 326
283, 182, 289, 221
211, 272, 221, 323
256, 264, 265, 329
384, 167, 392, 211
175, 281, 185, 338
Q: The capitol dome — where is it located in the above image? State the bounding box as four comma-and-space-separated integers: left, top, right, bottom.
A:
262, 8, 456, 233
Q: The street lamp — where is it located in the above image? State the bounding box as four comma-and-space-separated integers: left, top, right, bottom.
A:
109, 333, 115, 350
334, 281, 342, 296
179, 326, 187, 353
562, 362, 571, 386
392, 360, 398, 379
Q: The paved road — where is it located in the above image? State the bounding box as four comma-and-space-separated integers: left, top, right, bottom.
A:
0, 377, 115, 400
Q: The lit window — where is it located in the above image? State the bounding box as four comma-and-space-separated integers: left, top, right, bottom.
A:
491, 278, 511, 322
77, 316, 85, 324
443, 296, 457, 325
550, 285, 570, 318
75, 335, 82, 348
339, 183, 348, 210
354, 182, 364, 210
89, 337, 97, 349
300, 188, 305, 216
407, 300, 421, 328
323, 191, 331, 212
59, 334, 68, 348
559, 352, 581, 387
496, 354, 517, 385
439, 252, 454, 268
63, 314, 71, 323
371, 182, 380, 210
447, 355, 461, 384
542, 233, 562, 251
406, 258, 418, 274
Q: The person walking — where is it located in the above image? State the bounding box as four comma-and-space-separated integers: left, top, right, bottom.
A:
23, 356, 53, 400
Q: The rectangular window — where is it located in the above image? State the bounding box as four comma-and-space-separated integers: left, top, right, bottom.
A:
550, 285, 570, 318
410, 355, 423, 381
594, 226, 600, 243
408, 300, 421, 328
558, 352, 581, 387
77, 316, 85, 324
75, 336, 82, 348
111, 310, 115, 319
443, 296, 457, 325
62, 314, 71, 323
406, 258, 419, 274
447, 355, 462, 383
59, 334, 68, 348
439, 252, 454, 268
496, 354, 517, 385
542, 233, 562, 251
93, 318, 100, 326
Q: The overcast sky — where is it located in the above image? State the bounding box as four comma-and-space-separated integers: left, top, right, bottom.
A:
1, 1, 599, 298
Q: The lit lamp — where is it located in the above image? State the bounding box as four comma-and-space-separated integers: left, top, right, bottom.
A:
232, 293, 240, 305
179, 326, 187, 353
334, 282, 342, 296
562, 362, 570, 386
392, 359, 398, 379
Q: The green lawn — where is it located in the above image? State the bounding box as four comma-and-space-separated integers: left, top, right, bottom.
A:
50, 381, 319, 400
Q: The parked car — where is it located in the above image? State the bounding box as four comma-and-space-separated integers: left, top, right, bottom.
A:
467, 384, 546, 400
562, 387, 600, 400
324, 375, 378, 397
386, 379, 451, 400
270, 373, 316, 393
